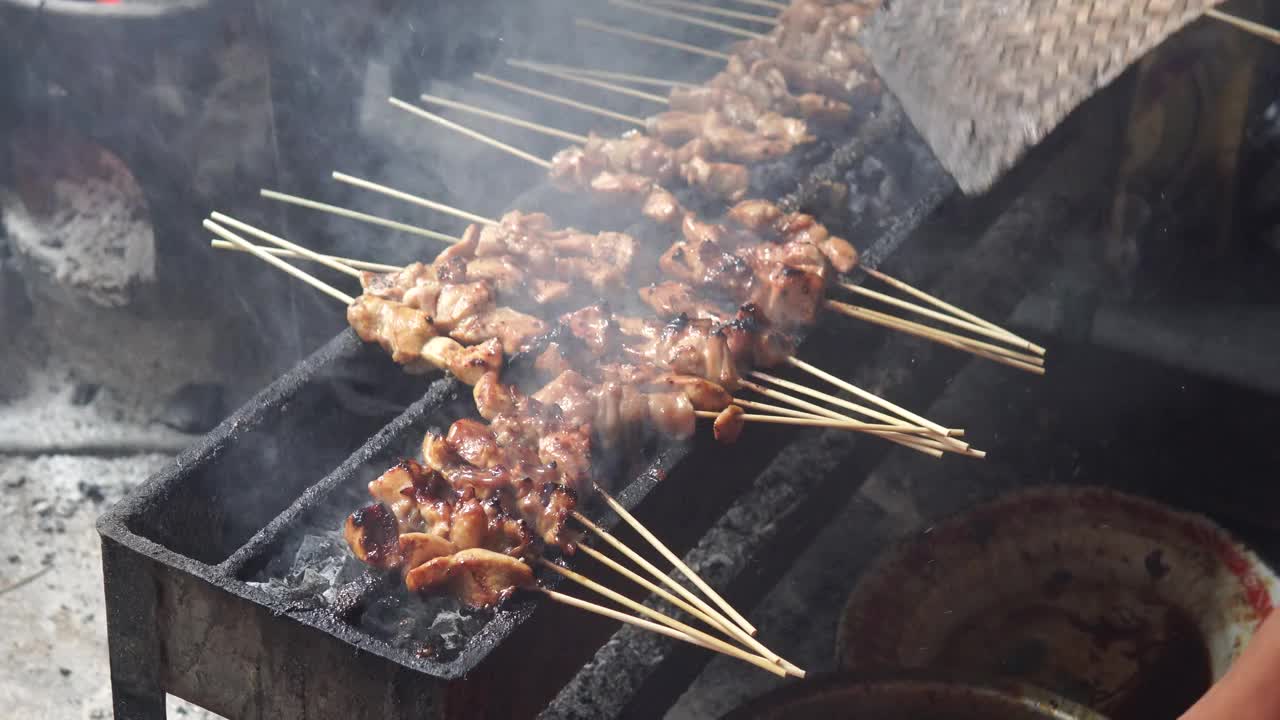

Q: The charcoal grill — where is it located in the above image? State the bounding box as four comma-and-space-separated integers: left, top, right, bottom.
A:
91, 0, 1120, 707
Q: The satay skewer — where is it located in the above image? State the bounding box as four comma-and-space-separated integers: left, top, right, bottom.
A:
648, 0, 779, 26
389, 97, 553, 169
1206, 9, 1280, 44
538, 588, 789, 676
475, 72, 648, 127
860, 267, 1045, 356
505, 61, 696, 89
540, 560, 800, 677
209, 240, 401, 273
608, 0, 765, 39
593, 485, 758, 637
709, 0, 785, 11
575, 18, 731, 61
826, 302, 1046, 375
694, 411, 944, 435
260, 189, 461, 245
508, 59, 669, 104
745, 373, 958, 439
418, 94, 591, 144
841, 282, 1039, 354
785, 357, 954, 439
204, 220, 354, 305
569, 511, 785, 667
332, 171, 497, 227
419, 92, 589, 143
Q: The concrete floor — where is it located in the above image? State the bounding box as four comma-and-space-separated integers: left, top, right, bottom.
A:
0, 453, 222, 719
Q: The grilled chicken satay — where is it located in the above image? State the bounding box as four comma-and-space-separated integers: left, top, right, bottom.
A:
550, 133, 751, 204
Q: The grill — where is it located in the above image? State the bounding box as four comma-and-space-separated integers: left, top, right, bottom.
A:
93, 76, 1036, 716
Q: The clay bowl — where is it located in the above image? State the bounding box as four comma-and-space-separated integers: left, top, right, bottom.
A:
720, 673, 1106, 720
837, 486, 1278, 720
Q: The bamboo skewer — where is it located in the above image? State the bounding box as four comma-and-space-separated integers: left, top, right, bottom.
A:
508, 60, 695, 89
210, 212, 361, 279
1206, 9, 1280, 44
785, 356, 954, 439
576, 18, 732, 61
749, 371, 967, 444
827, 301, 1043, 367
389, 97, 553, 169
732, 398, 832, 420
718, 0, 785, 11
332, 172, 497, 227
608, 0, 764, 39
575, 543, 737, 639
539, 560, 797, 678
841, 282, 1040, 354
419, 92, 589, 143
538, 588, 788, 676
259, 189, 461, 245
826, 301, 1046, 375
593, 486, 757, 636
508, 59, 669, 104
861, 267, 1044, 355
204, 220, 355, 305
209, 241, 401, 273
737, 380, 951, 459
649, 0, 779, 25
694, 410, 939, 436
570, 511, 761, 657
476, 72, 648, 127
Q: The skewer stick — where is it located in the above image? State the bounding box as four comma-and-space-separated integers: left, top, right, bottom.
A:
260, 189, 460, 245
862, 267, 1045, 355
508, 59, 669, 104
538, 588, 790, 677
608, 0, 764, 38
737, 380, 953, 459
576, 543, 735, 639
593, 485, 757, 636
576, 19, 731, 61
332, 172, 497, 227
203, 220, 354, 305
475, 73, 648, 127
747, 372, 933, 434
841, 282, 1040, 354
825, 302, 1046, 375
695, 411, 938, 435
209, 240, 402, 273
419, 92, 588, 143
576, 543, 802, 676
828, 301, 1043, 367
1206, 9, 1280, 44
209, 212, 361, 279
733, 398, 830, 420
718, 0, 785, 11
508, 60, 695, 89
539, 560, 795, 677
749, 372, 967, 446
388, 97, 553, 169
649, 0, 779, 26
570, 512, 758, 654
786, 356, 954, 438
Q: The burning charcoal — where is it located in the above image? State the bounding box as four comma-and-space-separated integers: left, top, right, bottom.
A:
155, 383, 227, 434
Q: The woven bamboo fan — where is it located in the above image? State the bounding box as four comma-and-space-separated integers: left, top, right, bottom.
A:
866, 0, 1228, 195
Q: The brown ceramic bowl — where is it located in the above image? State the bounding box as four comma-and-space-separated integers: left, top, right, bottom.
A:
837, 487, 1278, 720
720, 673, 1107, 720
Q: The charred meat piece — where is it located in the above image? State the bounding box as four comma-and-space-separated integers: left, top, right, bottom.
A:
713, 404, 746, 444
403, 548, 535, 608
368, 460, 426, 532
433, 282, 496, 332
343, 503, 403, 570
446, 418, 503, 468
538, 427, 594, 495
647, 373, 733, 412
398, 532, 459, 570
653, 315, 742, 391
646, 391, 697, 439
422, 336, 503, 386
